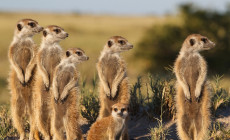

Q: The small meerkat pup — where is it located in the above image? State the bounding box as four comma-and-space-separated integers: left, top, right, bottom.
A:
52, 48, 89, 140
97, 36, 133, 120
174, 34, 215, 140
8, 19, 43, 140
87, 103, 129, 140
33, 25, 68, 140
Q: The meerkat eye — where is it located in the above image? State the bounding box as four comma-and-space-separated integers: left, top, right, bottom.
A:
108, 40, 113, 47
121, 108, 126, 112
43, 30, 47, 37
114, 108, 118, 112
189, 39, 195, 46
76, 51, 82, 56
28, 22, 36, 28
17, 24, 23, 31
118, 40, 125, 45
201, 38, 207, 43
53, 29, 61, 34
66, 51, 71, 57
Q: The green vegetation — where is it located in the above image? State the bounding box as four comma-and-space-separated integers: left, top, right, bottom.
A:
0, 5, 229, 139
1, 73, 229, 139
136, 4, 230, 75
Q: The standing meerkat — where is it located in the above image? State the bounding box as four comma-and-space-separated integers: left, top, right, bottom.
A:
97, 36, 133, 120
52, 48, 89, 140
33, 25, 68, 140
8, 19, 43, 140
87, 103, 129, 140
174, 34, 215, 140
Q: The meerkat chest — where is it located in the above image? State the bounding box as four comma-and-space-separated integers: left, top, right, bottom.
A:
57, 66, 76, 94
113, 119, 125, 140
101, 57, 120, 88
14, 42, 33, 71
183, 55, 201, 86
41, 47, 62, 76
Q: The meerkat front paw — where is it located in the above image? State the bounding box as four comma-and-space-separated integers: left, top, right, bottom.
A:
17, 71, 25, 85
60, 95, 69, 103
184, 89, 191, 101
104, 87, 111, 97
44, 81, 50, 91
60, 89, 69, 103
54, 97, 58, 104
195, 88, 201, 99
111, 87, 118, 99
25, 71, 31, 83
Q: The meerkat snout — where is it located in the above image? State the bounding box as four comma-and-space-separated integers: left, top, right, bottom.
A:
65, 48, 89, 62
182, 34, 215, 52
15, 19, 43, 37
42, 25, 68, 43
105, 36, 133, 53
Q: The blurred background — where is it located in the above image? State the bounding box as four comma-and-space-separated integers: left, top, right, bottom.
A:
0, 0, 230, 104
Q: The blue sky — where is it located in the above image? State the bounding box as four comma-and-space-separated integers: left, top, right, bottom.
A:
0, 0, 230, 15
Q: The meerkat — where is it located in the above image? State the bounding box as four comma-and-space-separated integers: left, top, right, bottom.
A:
33, 25, 68, 140
87, 103, 129, 140
97, 36, 133, 120
8, 19, 43, 140
174, 34, 215, 140
52, 48, 89, 140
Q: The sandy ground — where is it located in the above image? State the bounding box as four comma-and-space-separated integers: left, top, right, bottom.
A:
81, 107, 230, 140
5, 107, 230, 140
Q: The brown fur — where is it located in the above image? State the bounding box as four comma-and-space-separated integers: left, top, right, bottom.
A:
8, 19, 43, 140
174, 34, 215, 140
87, 103, 129, 140
52, 48, 88, 140
33, 25, 68, 140
97, 36, 133, 120
96, 36, 132, 140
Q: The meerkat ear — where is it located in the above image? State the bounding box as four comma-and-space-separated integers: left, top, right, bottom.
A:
108, 40, 113, 47
17, 24, 22, 31
66, 51, 71, 57
43, 30, 47, 37
189, 39, 195, 46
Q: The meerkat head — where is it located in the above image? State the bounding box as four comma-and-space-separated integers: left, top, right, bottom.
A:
103, 36, 133, 54
42, 25, 68, 44
111, 103, 129, 119
181, 34, 215, 53
15, 19, 43, 38
65, 48, 89, 63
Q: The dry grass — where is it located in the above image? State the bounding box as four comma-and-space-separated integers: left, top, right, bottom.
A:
0, 12, 182, 104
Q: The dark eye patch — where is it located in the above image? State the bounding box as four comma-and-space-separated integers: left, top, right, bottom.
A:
121, 108, 126, 112
53, 28, 61, 34
28, 22, 36, 28
114, 108, 118, 112
43, 30, 47, 37
66, 51, 71, 57
76, 51, 82, 56
201, 38, 207, 43
118, 40, 125, 45
108, 40, 113, 47
17, 24, 23, 31
189, 39, 195, 46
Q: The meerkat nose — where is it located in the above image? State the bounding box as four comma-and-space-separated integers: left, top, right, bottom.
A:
87, 56, 89, 60
41, 27, 44, 30
66, 33, 69, 37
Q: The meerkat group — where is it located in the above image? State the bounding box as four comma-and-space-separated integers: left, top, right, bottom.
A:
8, 19, 215, 140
